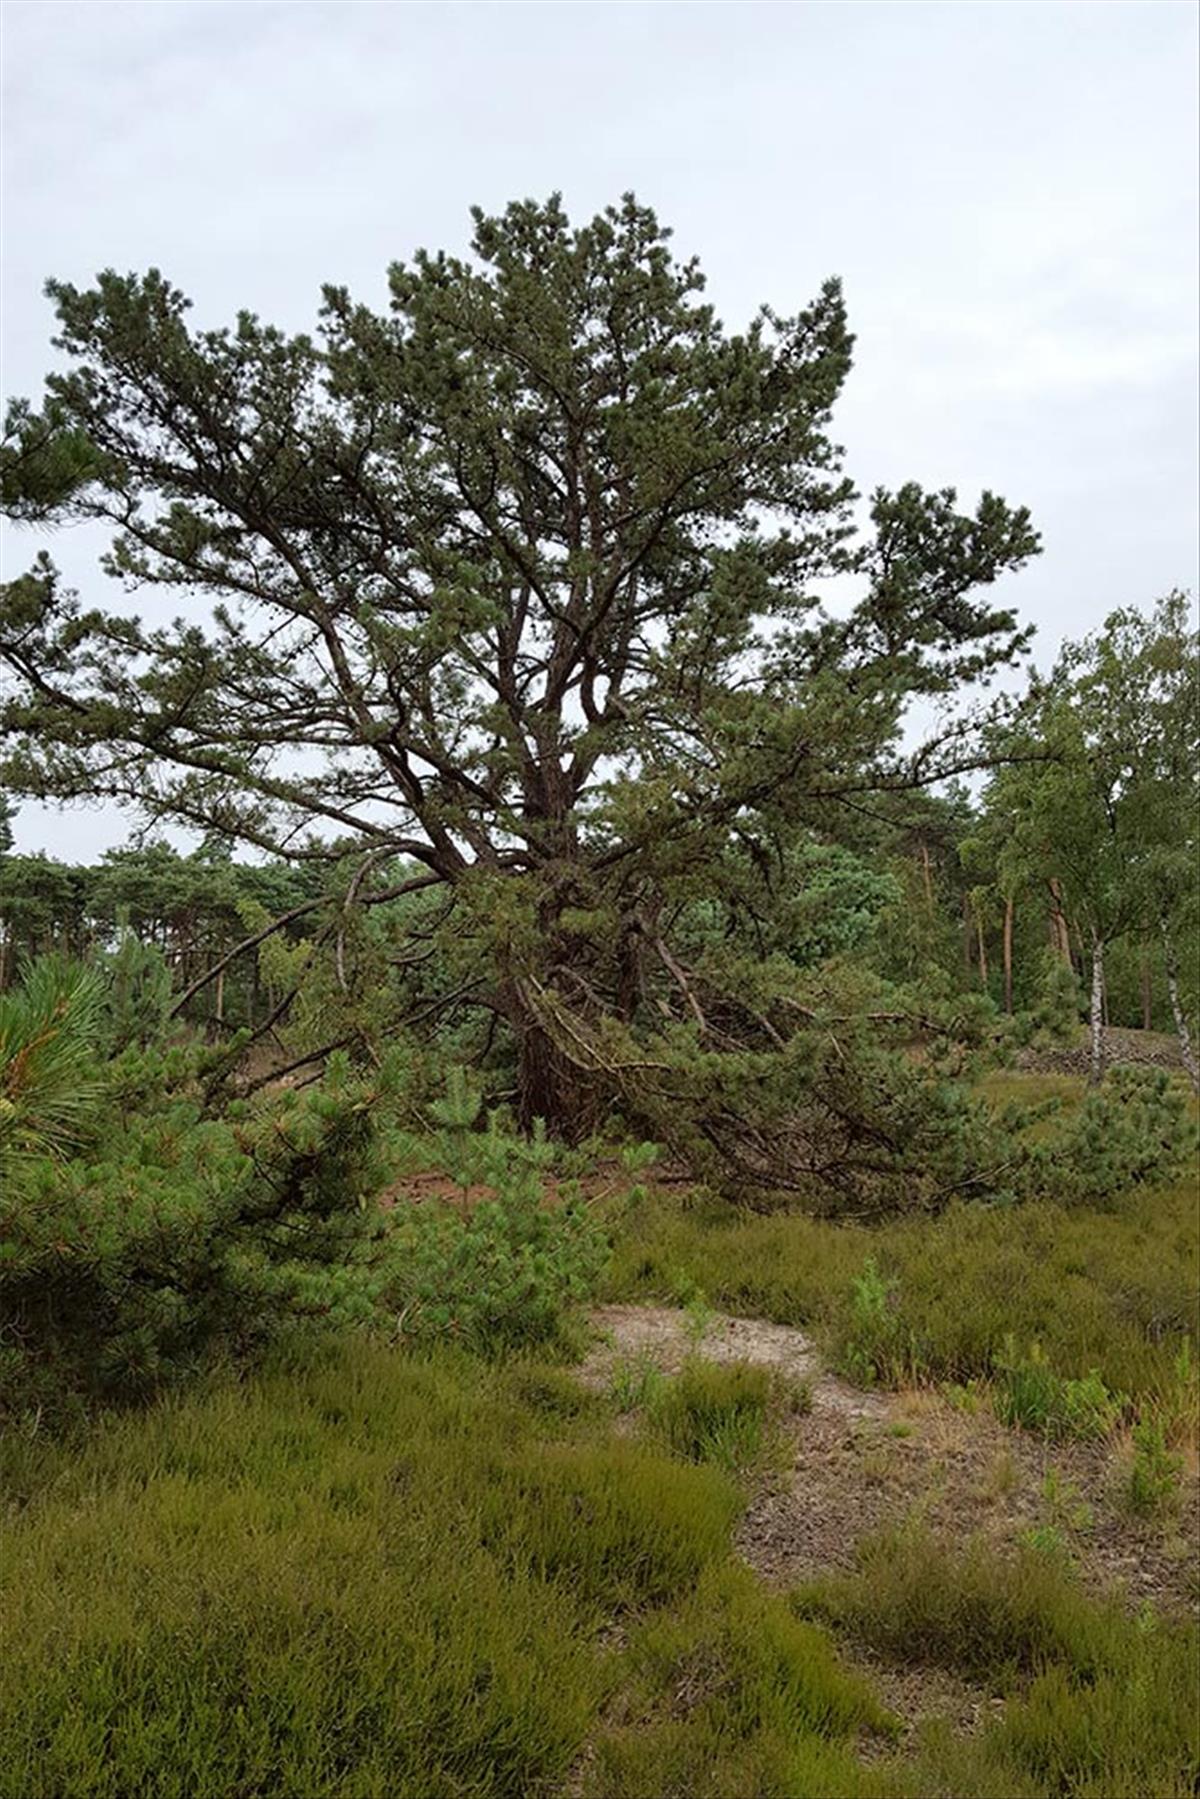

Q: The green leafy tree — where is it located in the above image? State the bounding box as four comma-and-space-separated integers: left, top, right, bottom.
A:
0, 195, 1041, 1189
101, 909, 174, 1052
981, 594, 1198, 1085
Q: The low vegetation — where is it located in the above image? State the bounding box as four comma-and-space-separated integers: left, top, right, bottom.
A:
605, 1108, 1199, 1423
799, 1529, 1200, 1798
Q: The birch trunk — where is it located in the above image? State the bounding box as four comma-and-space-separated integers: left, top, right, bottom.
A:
1162, 921, 1200, 1093
1089, 933, 1106, 1086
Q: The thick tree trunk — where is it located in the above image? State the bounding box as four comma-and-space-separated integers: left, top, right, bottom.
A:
516, 1016, 603, 1141
1088, 932, 1106, 1086
1162, 922, 1200, 1094
1003, 895, 1014, 1014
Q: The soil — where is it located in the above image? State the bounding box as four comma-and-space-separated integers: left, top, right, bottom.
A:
579, 1304, 1200, 1621
377, 1162, 684, 1214
573, 1301, 1200, 1754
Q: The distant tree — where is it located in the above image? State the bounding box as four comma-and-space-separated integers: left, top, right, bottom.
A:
0, 196, 1040, 1191
981, 594, 1198, 1086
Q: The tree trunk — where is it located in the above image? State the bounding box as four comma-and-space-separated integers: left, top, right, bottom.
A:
962, 894, 973, 972
1003, 895, 1014, 1014
919, 841, 934, 911
1049, 879, 1072, 966
215, 966, 225, 1027
976, 915, 988, 988
1162, 922, 1200, 1093
1088, 932, 1106, 1086
516, 1016, 602, 1141
1140, 953, 1153, 1033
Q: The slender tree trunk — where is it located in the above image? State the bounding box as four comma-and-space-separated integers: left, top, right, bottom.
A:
1161, 921, 1200, 1093
1140, 953, 1153, 1033
215, 966, 225, 1027
976, 916, 988, 988
919, 841, 934, 911
962, 894, 973, 972
1003, 895, 1014, 1014
1088, 932, 1106, 1086
1049, 879, 1072, 966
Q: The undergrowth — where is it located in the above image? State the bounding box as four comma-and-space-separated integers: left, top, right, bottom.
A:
797, 1526, 1200, 1797
3, 1334, 1196, 1797
0, 1339, 739, 1798
605, 1089, 1199, 1426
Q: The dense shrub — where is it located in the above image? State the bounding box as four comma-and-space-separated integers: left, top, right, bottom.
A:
378, 1112, 609, 1352
0, 955, 105, 1172
0, 1072, 386, 1419
606, 1097, 1199, 1406
1024, 1066, 1197, 1204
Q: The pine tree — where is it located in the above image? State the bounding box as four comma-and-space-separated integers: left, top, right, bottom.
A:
1, 195, 1040, 1177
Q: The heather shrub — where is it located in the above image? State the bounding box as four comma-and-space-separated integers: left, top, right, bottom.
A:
799, 1528, 1200, 1798
649, 1359, 772, 1470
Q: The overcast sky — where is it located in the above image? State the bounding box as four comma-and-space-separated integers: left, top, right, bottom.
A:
1, 0, 1197, 859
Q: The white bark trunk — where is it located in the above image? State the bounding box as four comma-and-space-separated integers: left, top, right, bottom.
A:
1089, 933, 1106, 1086
1162, 922, 1200, 1094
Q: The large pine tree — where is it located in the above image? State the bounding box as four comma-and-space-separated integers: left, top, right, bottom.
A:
1, 195, 1039, 1180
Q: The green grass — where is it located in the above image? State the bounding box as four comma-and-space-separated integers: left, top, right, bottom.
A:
3, 1067, 1197, 1798
0, 1335, 886, 1799
3, 1326, 1197, 1798
584, 1563, 892, 1799
797, 1526, 1200, 1798
606, 1165, 1199, 1413
647, 1358, 772, 1471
